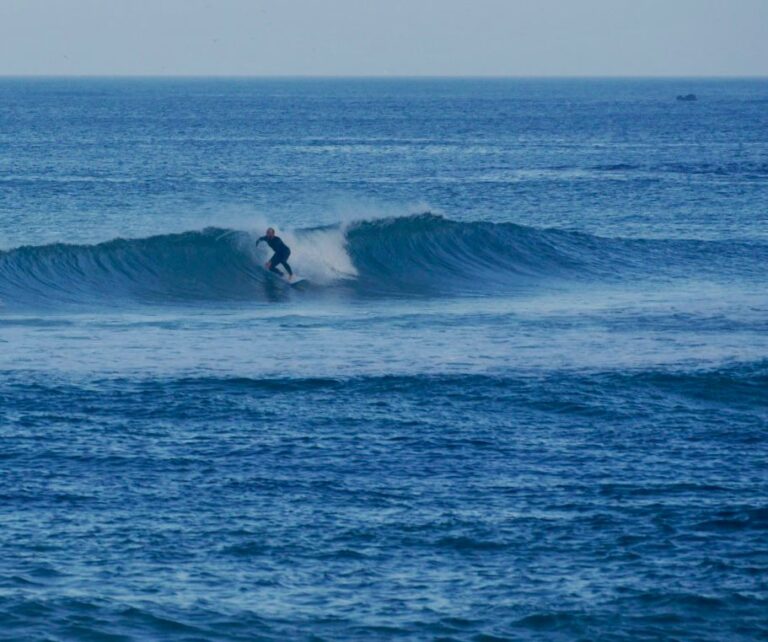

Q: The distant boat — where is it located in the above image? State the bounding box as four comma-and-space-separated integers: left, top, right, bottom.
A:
676, 94, 697, 102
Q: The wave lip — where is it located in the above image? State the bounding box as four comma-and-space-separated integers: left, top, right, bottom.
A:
1, 214, 767, 308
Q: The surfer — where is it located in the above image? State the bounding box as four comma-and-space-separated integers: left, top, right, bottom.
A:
255, 227, 293, 280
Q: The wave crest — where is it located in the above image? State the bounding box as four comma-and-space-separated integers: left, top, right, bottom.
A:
1, 214, 766, 308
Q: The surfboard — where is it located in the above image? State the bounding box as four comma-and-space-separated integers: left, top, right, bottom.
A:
260, 265, 309, 289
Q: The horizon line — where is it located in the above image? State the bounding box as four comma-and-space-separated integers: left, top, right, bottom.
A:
0, 73, 766, 80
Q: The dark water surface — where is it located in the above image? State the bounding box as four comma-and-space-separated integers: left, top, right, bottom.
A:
1, 78, 767, 640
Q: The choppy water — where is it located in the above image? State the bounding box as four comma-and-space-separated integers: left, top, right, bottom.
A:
1, 78, 767, 641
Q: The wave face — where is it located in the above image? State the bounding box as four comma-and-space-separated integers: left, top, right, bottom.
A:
346, 214, 768, 292
1, 214, 766, 307
0, 229, 269, 307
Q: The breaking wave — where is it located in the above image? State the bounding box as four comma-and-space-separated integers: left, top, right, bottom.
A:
0, 214, 765, 308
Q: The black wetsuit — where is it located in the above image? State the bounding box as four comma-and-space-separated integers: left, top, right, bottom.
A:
257, 235, 292, 276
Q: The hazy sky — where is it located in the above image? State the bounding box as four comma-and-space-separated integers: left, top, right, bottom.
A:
0, 0, 765, 76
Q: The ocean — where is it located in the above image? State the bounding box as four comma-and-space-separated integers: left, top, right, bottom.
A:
1, 77, 766, 641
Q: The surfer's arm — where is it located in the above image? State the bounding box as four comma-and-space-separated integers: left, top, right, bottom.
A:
255, 236, 266, 247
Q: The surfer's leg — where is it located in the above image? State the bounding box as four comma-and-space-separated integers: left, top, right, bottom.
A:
281, 249, 293, 278
272, 250, 292, 278
267, 255, 284, 276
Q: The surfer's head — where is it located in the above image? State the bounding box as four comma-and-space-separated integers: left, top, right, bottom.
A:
266, 227, 275, 238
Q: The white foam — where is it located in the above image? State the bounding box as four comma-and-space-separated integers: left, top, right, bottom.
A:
212, 198, 439, 283
232, 224, 357, 285
287, 226, 358, 283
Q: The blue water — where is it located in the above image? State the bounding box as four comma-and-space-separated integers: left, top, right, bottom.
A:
1, 78, 767, 641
